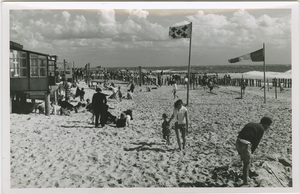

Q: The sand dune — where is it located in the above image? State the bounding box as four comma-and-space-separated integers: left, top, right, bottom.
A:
9, 81, 292, 188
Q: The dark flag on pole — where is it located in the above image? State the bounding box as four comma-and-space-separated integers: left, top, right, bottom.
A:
228, 48, 264, 63
169, 22, 193, 105
169, 23, 192, 39
228, 46, 266, 103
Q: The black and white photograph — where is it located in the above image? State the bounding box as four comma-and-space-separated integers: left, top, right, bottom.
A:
2, 1, 299, 194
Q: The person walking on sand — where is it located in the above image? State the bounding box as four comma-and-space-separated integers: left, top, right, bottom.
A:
169, 99, 188, 150
172, 81, 178, 99
162, 113, 171, 145
117, 86, 123, 102
241, 81, 247, 95
236, 117, 272, 186
92, 87, 107, 127
280, 82, 284, 92
184, 77, 188, 88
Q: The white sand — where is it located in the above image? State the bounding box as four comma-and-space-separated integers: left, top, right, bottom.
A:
9, 81, 292, 188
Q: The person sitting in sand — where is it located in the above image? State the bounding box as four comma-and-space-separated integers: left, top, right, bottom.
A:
126, 90, 133, 100
162, 113, 171, 145
116, 113, 127, 128
127, 81, 135, 93
168, 99, 188, 151
108, 85, 119, 100
32, 101, 45, 114
123, 109, 133, 126
116, 110, 133, 127
101, 104, 118, 125
74, 102, 86, 113
58, 98, 78, 114
50, 102, 60, 115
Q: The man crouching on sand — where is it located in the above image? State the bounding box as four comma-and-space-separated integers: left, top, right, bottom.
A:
168, 99, 188, 151
236, 116, 272, 186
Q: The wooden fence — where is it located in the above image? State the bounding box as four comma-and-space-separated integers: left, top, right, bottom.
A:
131, 76, 292, 88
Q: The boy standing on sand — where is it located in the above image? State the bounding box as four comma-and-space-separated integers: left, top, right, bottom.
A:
236, 117, 272, 186
162, 113, 171, 145
172, 81, 178, 99
169, 99, 188, 150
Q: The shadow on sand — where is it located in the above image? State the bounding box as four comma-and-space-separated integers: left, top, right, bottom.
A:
60, 125, 95, 128
124, 141, 177, 152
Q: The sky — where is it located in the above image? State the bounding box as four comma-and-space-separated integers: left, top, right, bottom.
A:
8, 3, 294, 69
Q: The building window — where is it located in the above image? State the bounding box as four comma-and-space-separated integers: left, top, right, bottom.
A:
10, 49, 27, 78
30, 54, 47, 77
48, 61, 55, 76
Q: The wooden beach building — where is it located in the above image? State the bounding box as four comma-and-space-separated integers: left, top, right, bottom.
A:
10, 41, 59, 115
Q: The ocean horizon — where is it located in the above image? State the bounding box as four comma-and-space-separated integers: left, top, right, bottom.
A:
104, 64, 291, 74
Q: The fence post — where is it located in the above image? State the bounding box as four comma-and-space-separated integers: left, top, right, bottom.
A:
284, 79, 287, 88
139, 66, 142, 86
275, 78, 277, 99
45, 91, 50, 116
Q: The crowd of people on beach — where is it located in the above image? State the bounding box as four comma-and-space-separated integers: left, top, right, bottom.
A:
25, 66, 281, 187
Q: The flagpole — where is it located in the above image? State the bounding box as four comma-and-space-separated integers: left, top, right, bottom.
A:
187, 22, 192, 106
263, 43, 266, 103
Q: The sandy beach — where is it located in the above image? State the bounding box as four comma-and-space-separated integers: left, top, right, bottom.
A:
9, 81, 292, 188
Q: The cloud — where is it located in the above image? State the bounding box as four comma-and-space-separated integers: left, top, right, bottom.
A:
258, 14, 274, 27
127, 9, 149, 19
62, 11, 71, 22
71, 15, 87, 34
230, 9, 258, 29
187, 11, 229, 28
113, 9, 166, 42
97, 9, 118, 36
9, 9, 291, 52
181, 9, 290, 49
98, 9, 116, 24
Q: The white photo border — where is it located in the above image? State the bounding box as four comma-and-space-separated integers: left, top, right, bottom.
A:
2, 1, 299, 194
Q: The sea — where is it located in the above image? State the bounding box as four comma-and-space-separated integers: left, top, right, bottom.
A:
106, 64, 292, 79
